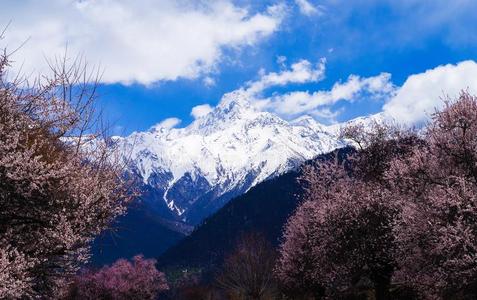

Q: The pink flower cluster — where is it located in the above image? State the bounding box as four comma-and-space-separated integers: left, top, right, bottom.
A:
277, 92, 477, 299
70, 255, 168, 300
0, 47, 134, 298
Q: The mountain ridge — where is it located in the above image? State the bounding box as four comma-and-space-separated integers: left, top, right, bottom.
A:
113, 91, 379, 225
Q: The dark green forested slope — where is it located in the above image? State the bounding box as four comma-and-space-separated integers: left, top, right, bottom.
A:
157, 147, 352, 273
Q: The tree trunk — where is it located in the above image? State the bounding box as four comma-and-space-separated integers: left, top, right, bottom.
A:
375, 278, 391, 300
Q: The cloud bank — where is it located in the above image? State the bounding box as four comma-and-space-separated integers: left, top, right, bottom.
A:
191, 104, 213, 119
245, 58, 326, 95
2, 0, 285, 85
247, 58, 477, 126
152, 117, 182, 130
265, 73, 394, 119
154, 58, 477, 130
239, 58, 394, 122
383, 60, 477, 124
295, 0, 322, 16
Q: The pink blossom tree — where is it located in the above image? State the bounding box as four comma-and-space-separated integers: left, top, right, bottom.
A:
275, 200, 325, 299
390, 92, 477, 299
278, 92, 477, 299
276, 124, 419, 299
0, 42, 135, 297
277, 163, 399, 299
69, 255, 168, 300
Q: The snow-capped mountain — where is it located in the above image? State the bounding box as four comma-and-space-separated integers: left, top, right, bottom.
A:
113, 91, 372, 225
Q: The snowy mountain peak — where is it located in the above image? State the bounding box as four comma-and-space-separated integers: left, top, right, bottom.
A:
291, 115, 322, 128
190, 91, 267, 135
114, 92, 378, 224
216, 90, 255, 113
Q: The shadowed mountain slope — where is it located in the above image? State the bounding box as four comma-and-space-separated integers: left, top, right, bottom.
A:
157, 147, 353, 272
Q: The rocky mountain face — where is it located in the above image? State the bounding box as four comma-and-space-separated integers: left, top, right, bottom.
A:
113, 91, 376, 226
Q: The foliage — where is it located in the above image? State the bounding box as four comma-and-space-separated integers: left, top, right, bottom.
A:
277, 92, 477, 299
274, 200, 325, 299
68, 255, 168, 300
165, 271, 221, 300
390, 92, 477, 299
0, 44, 134, 297
277, 122, 418, 299
157, 148, 353, 276
216, 233, 279, 300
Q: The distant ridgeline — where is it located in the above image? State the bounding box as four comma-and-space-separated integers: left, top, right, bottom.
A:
156, 147, 354, 274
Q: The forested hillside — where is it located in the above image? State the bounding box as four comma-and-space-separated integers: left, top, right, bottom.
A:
157, 148, 353, 272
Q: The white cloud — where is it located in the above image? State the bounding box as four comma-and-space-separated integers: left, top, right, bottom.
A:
262, 72, 394, 119
2, 0, 285, 85
153, 117, 182, 130
148, 57, 331, 128
309, 107, 342, 123
276, 55, 287, 68
191, 104, 213, 119
295, 0, 322, 16
382, 60, 477, 124
256, 59, 477, 124
245, 58, 326, 95
207, 57, 393, 123
253, 59, 477, 125
203, 76, 216, 87
159, 59, 477, 128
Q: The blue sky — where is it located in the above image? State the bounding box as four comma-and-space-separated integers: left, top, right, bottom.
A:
3, 0, 477, 135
